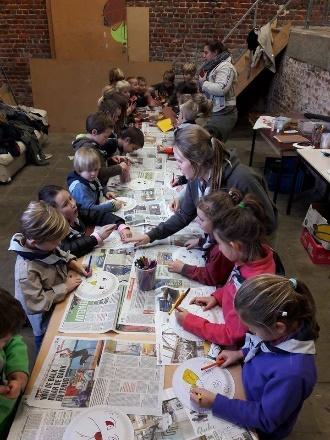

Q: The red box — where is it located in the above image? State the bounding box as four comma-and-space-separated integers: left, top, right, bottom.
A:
300, 228, 330, 265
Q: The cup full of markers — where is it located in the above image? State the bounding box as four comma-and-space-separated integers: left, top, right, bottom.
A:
135, 256, 157, 291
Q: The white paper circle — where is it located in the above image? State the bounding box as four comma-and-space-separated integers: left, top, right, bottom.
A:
293, 142, 314, 149
172, 247, 205, 267
116, 197, 137, 211
75, 270, 119, 301
172, 357, 235, 412
127, 178, 153, 190
63, 406, 134, 440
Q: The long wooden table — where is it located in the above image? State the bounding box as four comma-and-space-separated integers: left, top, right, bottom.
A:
13, 122, 247, 439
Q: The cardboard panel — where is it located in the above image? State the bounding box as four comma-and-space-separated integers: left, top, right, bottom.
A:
30, 59, 172, 132
127, 7, 149, 62
51, 0, 126, 60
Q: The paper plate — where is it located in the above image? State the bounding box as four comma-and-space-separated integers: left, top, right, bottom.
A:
172, 357, 235, 412
116, 197, 137, 212
75, 270, 119, 301
293, 142, 314, 149
127, 178, 153, 190
172, 247, 205, 267
63, 406, 134, 440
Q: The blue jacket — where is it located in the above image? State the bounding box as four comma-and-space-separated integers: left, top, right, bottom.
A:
212, 324, 317, 439
67, 171, 116, 213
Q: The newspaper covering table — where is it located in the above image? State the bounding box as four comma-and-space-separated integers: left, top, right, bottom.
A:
9, 121, 257, 440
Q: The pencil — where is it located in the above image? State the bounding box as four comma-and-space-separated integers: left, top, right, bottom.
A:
87, 255, 92, 273
168, 288, 191, 315
200, 358, 225, 371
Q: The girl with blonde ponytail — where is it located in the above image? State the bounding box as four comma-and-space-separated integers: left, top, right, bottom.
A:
125, 124, 277, 246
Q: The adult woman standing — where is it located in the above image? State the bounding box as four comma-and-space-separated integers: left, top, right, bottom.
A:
125, 124, 277, 246
200, 41, 238, 142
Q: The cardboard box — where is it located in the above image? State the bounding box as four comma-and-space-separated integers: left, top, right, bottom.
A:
300, 228, 330, 265
303, 204, 330, 250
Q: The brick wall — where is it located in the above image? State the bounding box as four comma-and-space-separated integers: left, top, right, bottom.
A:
268, 54, 330, 115
0, 0, 323, 106
126, 0, 309, 65
0, 0, 51, 106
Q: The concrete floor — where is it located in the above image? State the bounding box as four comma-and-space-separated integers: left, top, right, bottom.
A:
0, 119, 329, 439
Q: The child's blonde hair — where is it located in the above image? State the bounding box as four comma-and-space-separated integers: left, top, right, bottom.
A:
174, 124, 229, 191
108, 67, 125, 85
115, 80, 130, 94
182, 62, 197, 76
193, 93, 213, 116
235, 274, 320, 339
73, 147, 101, 174
21, 201, 69, 243
180, 99, 199, 123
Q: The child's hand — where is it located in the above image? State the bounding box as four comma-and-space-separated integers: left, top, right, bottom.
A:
113, 200, 124, 211
122, 233, 150, 246
190, 387, 216, 408
169, 198, 179, 212
119, 227, 132, 241
0, 385, 10, 396
184, 238, 199, 249
189, 295, 217, 310
217, 350, 244, 368
6, 372, 28, 399
111, 155, 121, 164
99, 224, 117, 240
68, 260, 91, 277
175, 307, 189, 325
168, 259, 184, 273
6, 380, 23, 399
66, 271, 82, 292
105, 192, 117, 200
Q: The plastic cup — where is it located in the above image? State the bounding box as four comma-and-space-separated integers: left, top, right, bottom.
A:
136, 264, 157, 291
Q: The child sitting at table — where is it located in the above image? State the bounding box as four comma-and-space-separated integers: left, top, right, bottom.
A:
168, 191, 237, 286
0, 288, 29, 438
194, 93, 213, 128
68, 147, 124, 213
191, 274, 319, 440
158, 99, 199, 155
151, 70, 176, 103
72, 111, 130, 185
39, 185, 132, 258
9, 201, 89, 351
175, 191, 276, 348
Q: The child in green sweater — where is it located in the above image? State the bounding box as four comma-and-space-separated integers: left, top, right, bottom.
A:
0, 288, 29, 437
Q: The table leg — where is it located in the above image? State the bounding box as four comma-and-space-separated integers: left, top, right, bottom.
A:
273, 158, 283, 204
249, 129, 257, 167
286, 156, 301, 215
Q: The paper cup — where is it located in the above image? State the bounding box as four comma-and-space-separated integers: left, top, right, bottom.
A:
136, 265, 157, 291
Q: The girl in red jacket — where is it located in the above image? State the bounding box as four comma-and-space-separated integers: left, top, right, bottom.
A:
175, 190, 276, 348
168, 191, 238, 286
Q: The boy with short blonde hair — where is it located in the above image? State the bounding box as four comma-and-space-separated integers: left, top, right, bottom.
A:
9, 201, 88, 350
68, 147, 123, 213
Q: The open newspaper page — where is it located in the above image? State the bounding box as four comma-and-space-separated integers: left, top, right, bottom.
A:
117, 245, 203, 330
59, 284, 125, 334
27, 336, 164, 416
155, 286, 224, 365
10, 390, 257, 440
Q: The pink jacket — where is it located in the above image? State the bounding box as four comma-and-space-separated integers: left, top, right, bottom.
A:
182, 245, 276, 347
